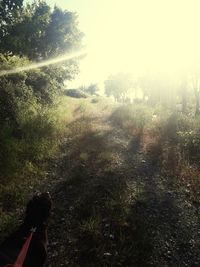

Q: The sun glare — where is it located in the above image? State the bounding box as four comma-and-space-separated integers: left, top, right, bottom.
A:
3, 0, 200, 85
0, 50, 87, 77
74, 0, 200, 86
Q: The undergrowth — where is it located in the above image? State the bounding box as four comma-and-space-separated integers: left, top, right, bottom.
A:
0, 96, 78, 242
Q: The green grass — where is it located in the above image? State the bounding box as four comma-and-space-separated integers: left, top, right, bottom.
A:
0, 95, 81, 241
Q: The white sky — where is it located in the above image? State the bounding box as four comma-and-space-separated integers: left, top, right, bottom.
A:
46, 0, 200, 87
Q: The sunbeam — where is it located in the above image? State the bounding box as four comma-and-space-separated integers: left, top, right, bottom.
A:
0, 50, 87, 77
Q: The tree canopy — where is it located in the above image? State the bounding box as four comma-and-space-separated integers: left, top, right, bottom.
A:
104, 73, 134, 102
0, 0, 83, 60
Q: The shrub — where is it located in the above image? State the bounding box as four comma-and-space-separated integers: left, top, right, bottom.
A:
0, 55, 73, 240
64, 89, 87, 98
178, 129, 200, 164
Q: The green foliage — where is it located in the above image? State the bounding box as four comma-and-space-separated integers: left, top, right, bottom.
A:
0, 212, 20, 243
0, 1, 83, 60
176, 113, 196, 132
0, 0, 83, 238
79, 215, 102, 237
0, 0, 23, 40
0, 102, 61, 179
0, 0, 82, 90
178, 128, 200, 164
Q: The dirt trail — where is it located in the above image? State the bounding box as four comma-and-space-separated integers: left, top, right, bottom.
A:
45, 110, 200, 267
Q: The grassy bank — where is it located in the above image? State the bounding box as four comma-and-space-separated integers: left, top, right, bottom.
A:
0, 96, 79, 241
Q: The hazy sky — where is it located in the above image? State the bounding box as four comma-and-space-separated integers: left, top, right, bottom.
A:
46, 0, 200, 87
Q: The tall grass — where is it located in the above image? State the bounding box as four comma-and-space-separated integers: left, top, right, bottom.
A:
0, 96, 78, 241
111, 104, 154, 134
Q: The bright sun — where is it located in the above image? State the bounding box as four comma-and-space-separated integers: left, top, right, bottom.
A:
64, 0, 200, 86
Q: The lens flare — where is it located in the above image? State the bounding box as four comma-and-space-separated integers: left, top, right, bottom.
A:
0, 50, 87, 77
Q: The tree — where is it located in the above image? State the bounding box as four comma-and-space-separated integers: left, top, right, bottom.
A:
82, 83, 99, 95
0, 0, 83, 141
104, 73, 133, 102
0, 0, 23, 39
0, 1, 83, 194
0, 1, 83, 60
0, 0, 83, 96
138, 73, 177, 108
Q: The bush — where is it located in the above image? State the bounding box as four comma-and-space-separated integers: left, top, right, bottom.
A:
0, 55, 73, 238
64, 89, 87, 98
178, 129, 200, 164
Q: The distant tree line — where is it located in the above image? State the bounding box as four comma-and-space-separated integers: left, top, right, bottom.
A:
104, 72, 200, 116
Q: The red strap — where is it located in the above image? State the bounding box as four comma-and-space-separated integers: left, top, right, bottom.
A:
13, 228, 35, 267
13, 232, 33, 267
2, 228, 36, 267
